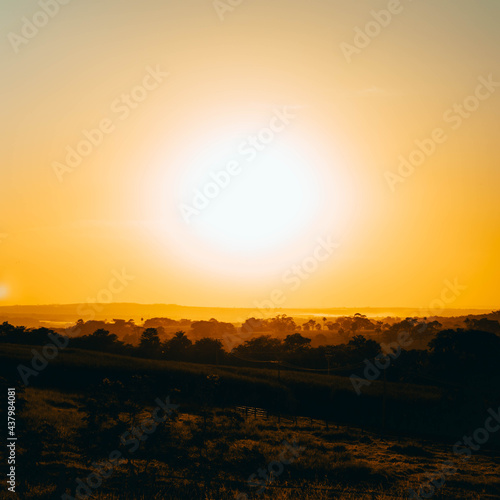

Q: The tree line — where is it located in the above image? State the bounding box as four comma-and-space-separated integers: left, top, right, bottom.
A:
1, 315, 500, 390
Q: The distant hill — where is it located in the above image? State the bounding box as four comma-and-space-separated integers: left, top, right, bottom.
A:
0, 303, 494, 327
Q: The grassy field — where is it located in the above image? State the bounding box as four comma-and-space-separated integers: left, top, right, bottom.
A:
1, 342, 440, 401
1, 344, 499, 499
1, 343, 447, 435
0, 386, 498, 499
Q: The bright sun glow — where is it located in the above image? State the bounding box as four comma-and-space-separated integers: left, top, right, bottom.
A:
190, 147, 319, 253
140, 118, 355, 279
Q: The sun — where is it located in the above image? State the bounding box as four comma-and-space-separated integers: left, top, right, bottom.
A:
141, 117, 354, 278
190, 145, 319, 253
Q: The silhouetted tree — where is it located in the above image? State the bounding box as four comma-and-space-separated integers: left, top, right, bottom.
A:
138, 327, 162, 358
190, 319, 236, 340
233, 335, 282, 361
165, 331, 192, 360
192, 338, 225, 364
241, 317, 267, 335
267, 314, 296, 332
73, 328, 124, 353
302, 319, 316, 331
465, 318, 500, 333
283, 333, 311, 353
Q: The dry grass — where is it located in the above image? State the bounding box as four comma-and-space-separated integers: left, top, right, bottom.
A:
5, 387, 499, 500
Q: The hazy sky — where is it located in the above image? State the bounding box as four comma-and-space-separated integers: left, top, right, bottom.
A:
1, 0, 499, 310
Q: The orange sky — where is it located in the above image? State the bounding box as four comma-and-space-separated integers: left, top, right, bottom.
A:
1, 0, 499, 309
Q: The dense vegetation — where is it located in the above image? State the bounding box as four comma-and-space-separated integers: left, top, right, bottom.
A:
1, 314, 500, 397
1, 313, 499, 499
